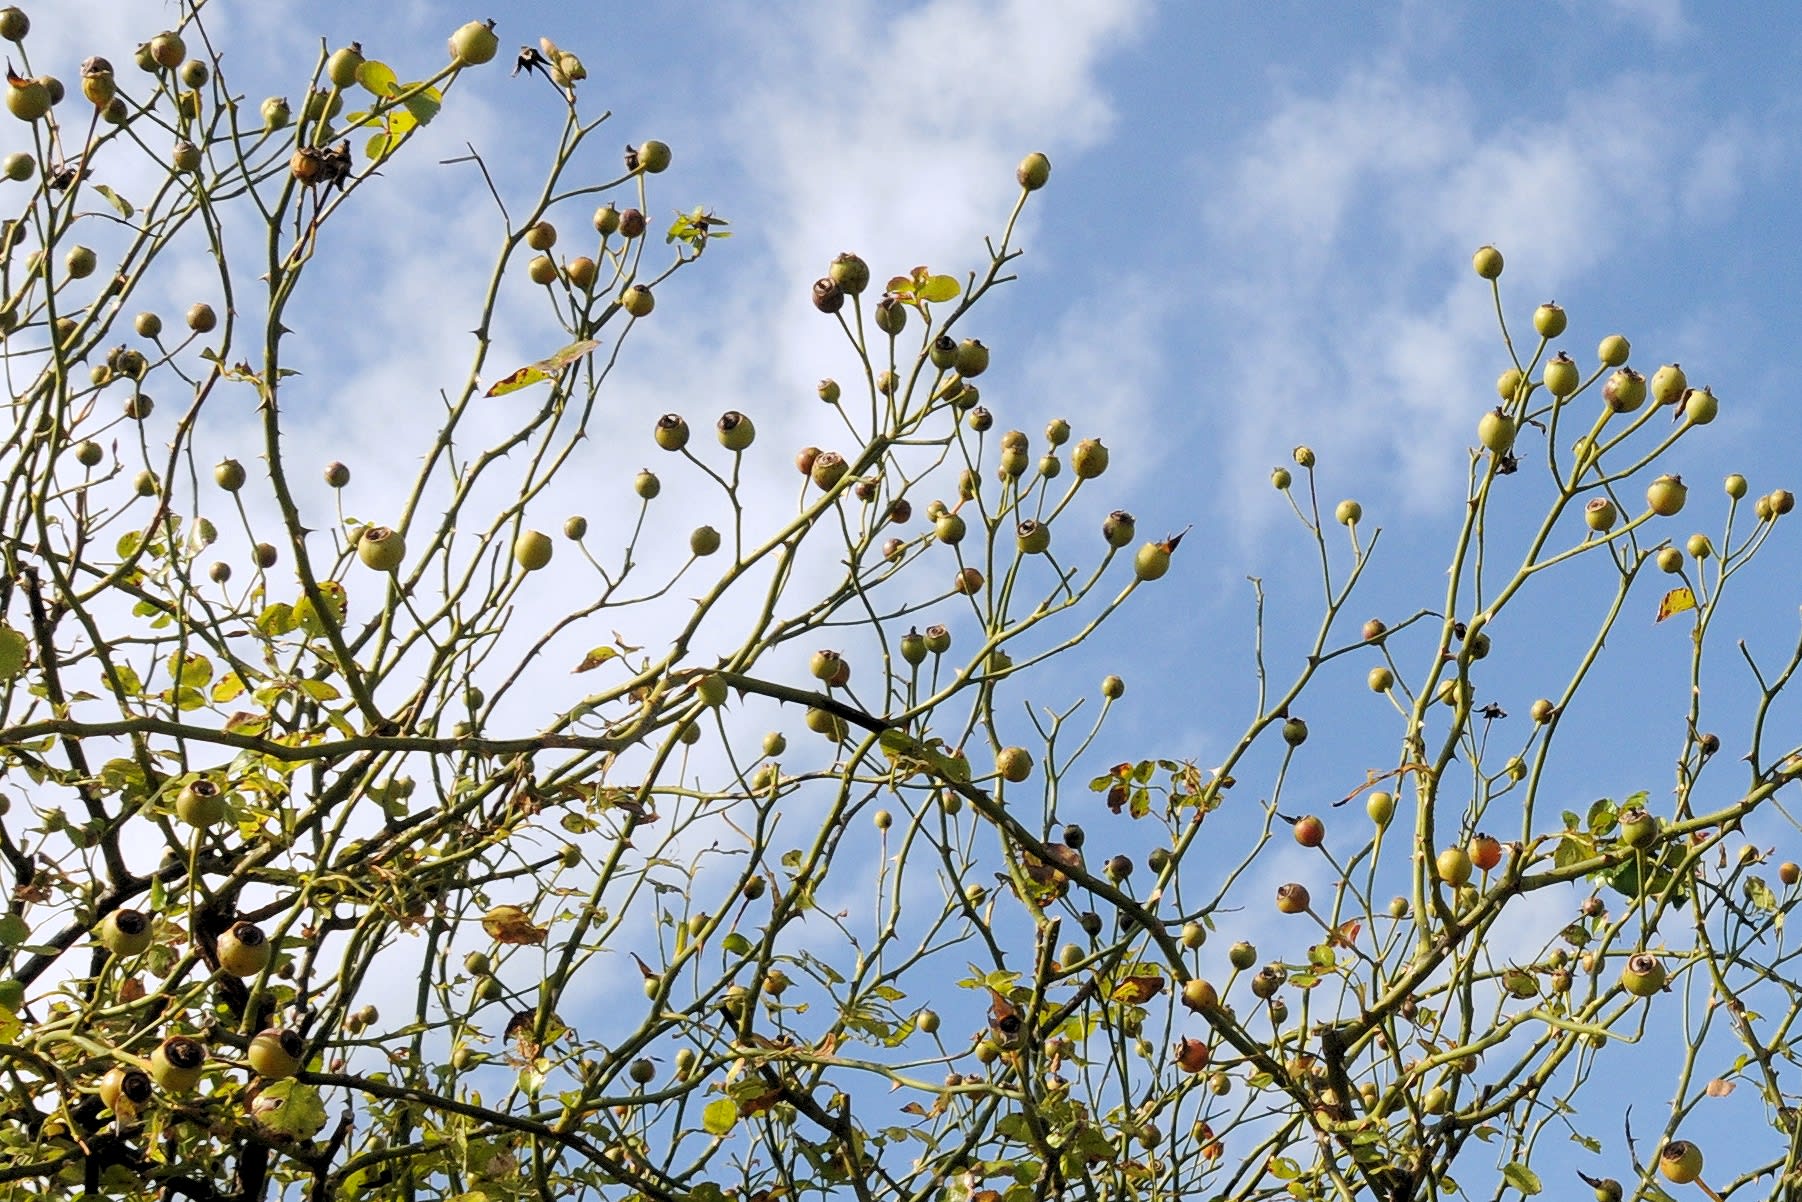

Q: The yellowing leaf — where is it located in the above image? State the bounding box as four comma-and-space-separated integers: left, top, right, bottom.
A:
485, 339, 600, 397
295, 581, 348, 636
1109, 973, 1164, 1005
355, 60, 399, 97
1021, 844, 1081, 903
702, 1098, 738, 1136
481, 905, 547, 945
0, 625, 27, 682
573, 645, 618, 673
1656, 587, 1696, 622
167, 651, 214, 688
224, 712, 269, 736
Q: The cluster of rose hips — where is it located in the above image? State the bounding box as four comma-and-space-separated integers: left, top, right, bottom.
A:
518, 169, 665, 311
92, 906, 307, 1102
1471, 245, 1799, 550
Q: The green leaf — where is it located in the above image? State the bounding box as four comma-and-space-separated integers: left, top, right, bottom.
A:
917, 274, 960, 303
355, 60, 399, 97
1554, 831, 1592, 870
1501, 1163, 1541, 1196
1599, 847, 1689, 905
0, 625, 26, 682
880, 729, 925, 762
0, 914, 28, 947
931, 751, 970, 784
996, 1112, 1031, 1141
93, 184, 133, 218
398, 83, 441, 126
721, 931, 752, 957
99, 758, 150, 798
254, 1079, 329, 1139
1747, 875, 1778, 913
364, 131, 390, 161
702, 1098, 737, 1136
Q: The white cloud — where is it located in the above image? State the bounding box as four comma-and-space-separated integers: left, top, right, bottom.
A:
9, 0, 1166, 1044
1193, 60, 1755, 535
1601, 0, 1688, 42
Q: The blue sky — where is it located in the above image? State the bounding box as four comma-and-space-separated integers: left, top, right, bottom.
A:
24, 0, 1802, 1191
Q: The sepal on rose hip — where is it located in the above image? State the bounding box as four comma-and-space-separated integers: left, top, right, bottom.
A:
1646, 474, 1687, 517
1016, 152, 1051, 190
358, 525, 406, 572
1478, 407, 1516, 453
1602, 367, 1645, 412
811, 277, 844, 314
829, 253, 870, 296
449, 19, 499, 66
1542, 351, 1579, 397
1650, 362, 1687, 406
247, 1028, 306, 1079
716, 410, 755, 451
150, 1035, 206, 1092
99, 1066, 153, 1113
1133, 530, 1183, 581
216, 920, 271, 978
1658, 1141, 1702, 1185
1620, 951, 1666, 998
97, 908, 153, 956
1532, 301, 1566, 338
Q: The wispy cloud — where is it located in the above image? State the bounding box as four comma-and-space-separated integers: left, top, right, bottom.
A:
1600, 0, 1688, 42
1190, 58, 1756, 534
